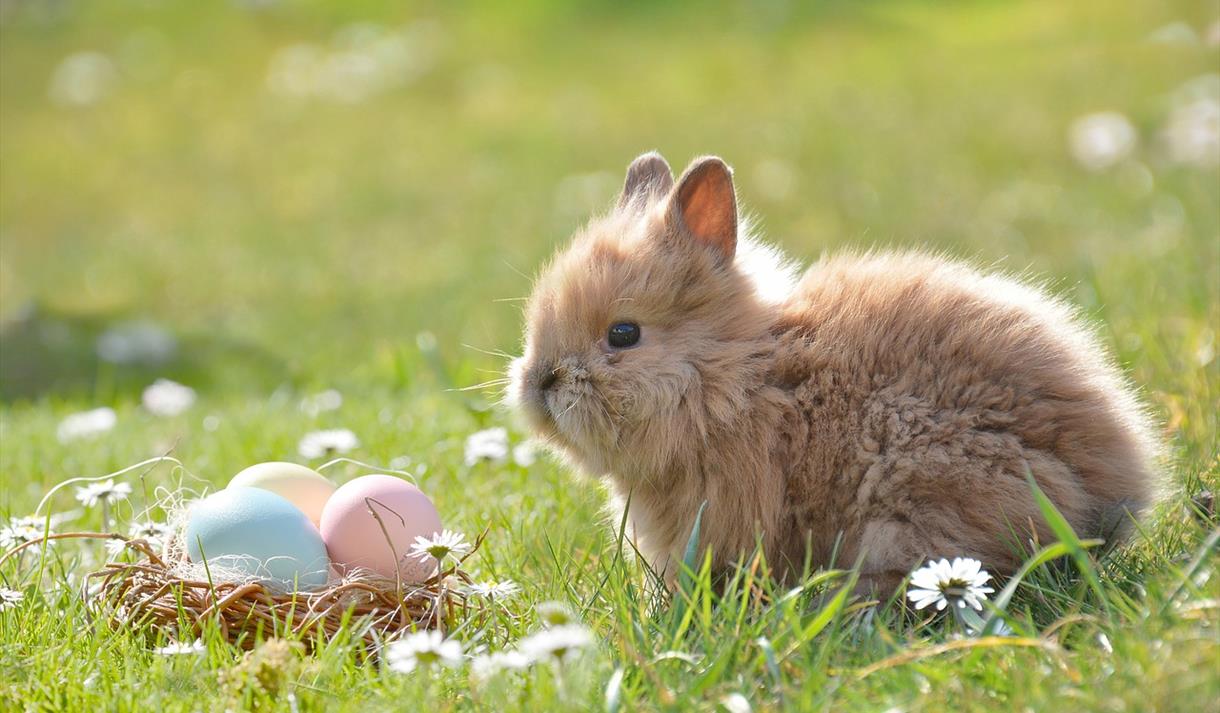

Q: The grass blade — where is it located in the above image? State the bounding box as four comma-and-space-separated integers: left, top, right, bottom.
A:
782, 583, 849, 658
604, 667, 625, 713
670, 500, 708, 629
981, 540, 1098, 634
1025, 469, 1110, 613
680, 501, 709, 588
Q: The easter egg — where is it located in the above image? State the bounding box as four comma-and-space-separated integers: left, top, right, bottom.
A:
186, 487, 330, 592
319, 474, 442, 582
228, 462, 337, 526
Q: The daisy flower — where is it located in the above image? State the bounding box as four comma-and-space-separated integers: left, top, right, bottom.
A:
1097, 631, 1113, 654
105, 521, 170, 557
512, 441, 538, 467
0, 516, 50, 549
464, 427, 508, 467
720, 693, 752, 713
535, 600, 575, 627
519, 624, 594, 664
153, 639, 206, 656
129, 520, 171, 542
0, 588, 23, 611
104, 538, 128, 557
1068, 111, 1137, 171
74, 480, 132, 508
1165, 95, 1220, 168
967, 618, 1016, 638
48, 51, 117, 108
384, 630, 463, 673
409, 529, 472, 564
906, 557, 996, 612
298, 428, 359, 459
56, 407, 116, 443
300, 389, 343, 417
141, 379, 196, 416
95, 320, 176, 364
470, 649, 532, 680
466, 579, 521, 601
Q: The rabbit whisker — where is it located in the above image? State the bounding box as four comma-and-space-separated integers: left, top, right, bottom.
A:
555, 392, 585, 421
460, 343, 517, 360
501, 259, 532, 282
448, 379, 512, 393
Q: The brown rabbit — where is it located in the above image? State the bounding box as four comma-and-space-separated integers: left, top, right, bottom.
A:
509, 151, 1159, 593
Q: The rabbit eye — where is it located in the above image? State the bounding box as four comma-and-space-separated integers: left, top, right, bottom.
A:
607, 322, 641, 349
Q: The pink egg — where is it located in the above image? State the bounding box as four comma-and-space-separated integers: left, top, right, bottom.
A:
319, 474, 442, 583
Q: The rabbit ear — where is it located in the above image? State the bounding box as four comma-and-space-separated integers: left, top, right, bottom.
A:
619, 151, 674, 210
670, 156, 737, 261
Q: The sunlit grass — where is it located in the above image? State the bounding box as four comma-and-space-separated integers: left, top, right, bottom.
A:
1, 0, 1218, 710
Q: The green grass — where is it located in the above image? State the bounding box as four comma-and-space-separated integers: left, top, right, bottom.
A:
1, 0, 1218, 710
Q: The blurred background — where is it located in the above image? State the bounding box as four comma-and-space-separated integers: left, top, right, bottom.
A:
0, 0, 1216, 434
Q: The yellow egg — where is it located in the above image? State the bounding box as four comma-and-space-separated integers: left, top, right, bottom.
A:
228, 462, 337, 526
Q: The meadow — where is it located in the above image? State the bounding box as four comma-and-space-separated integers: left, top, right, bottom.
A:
1, 0, 1218, 710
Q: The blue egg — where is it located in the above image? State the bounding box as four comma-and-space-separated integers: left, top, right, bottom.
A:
186, 486, 330, 592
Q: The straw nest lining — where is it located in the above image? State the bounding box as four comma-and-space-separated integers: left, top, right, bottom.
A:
1, 531, 483, 653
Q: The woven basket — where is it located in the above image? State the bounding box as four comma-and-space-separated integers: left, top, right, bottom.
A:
2, 532, 481, 652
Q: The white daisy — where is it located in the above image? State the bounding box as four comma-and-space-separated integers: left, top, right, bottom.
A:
0, 516, 50, 549
130, 520, 171, 542
384, 630, 463, 673
104, 521, 169, 557
466, 579, 521, 601
464, 427, 508, 467
95, 320, 176, 365
74, 480, 132, 508
0, 588, 23, 611
535, 600, 575, 627
153, 639, 205, 656
56, 407, 116, 443
1068, 111, 1137, 171
720, 693, 752, 713
47, 51, 117, 108
300, 389, 343, 416
1165, 96, 1220, 168
1097, 631, 1113, 654
1146, 21, 1199, 46
512, 441, 538, 467
519, 624, 594, 663
409, 529, 472, 564
141, 379, 196, 416
470, 649, 532, 680
967, 618, 1016, 637
297, 428, 359, 459
906, 557, 996, 612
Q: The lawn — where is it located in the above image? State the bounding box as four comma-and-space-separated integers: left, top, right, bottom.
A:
1, 0, 1217, 710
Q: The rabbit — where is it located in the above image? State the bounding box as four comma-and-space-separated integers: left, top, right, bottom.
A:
508, 151, 1160, 594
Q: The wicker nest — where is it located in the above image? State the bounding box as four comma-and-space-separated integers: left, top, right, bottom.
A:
1, 531, 483, 652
